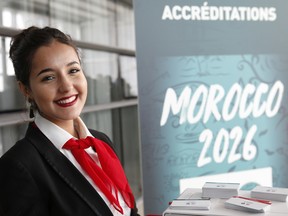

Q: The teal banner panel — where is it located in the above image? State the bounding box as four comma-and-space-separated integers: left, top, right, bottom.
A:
134, 0, 288, 214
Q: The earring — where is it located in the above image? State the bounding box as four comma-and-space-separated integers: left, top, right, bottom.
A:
29, 104, 34, 118
28, 98, 35, 119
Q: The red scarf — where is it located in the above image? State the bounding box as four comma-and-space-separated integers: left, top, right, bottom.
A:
62, 136, 135, 214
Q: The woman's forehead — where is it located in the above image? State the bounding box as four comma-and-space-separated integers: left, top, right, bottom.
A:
32, 41, 79, 68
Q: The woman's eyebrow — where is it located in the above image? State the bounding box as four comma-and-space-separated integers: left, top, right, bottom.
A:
36, 61, 80, 77
37, 68, 53, 77
67, 61, 80, 67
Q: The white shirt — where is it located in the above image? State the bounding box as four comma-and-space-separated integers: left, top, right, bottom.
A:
35, 114, 131, 216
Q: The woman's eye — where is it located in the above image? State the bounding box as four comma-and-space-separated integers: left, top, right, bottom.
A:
70, 68, 80, 74
41, 76, 54, 82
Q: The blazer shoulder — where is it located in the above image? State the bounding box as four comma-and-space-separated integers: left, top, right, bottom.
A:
0, 137, 37, 162
89, 129, 112, 144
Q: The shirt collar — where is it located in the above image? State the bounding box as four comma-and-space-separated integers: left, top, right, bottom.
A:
34, 113, 92, 150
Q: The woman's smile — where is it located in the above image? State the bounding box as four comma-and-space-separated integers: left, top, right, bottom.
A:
55, 95, 78, 107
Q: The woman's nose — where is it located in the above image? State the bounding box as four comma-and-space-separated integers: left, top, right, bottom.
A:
59, 76, 73, 92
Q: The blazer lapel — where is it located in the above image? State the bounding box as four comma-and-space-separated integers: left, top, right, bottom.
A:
25, 123, 113, 216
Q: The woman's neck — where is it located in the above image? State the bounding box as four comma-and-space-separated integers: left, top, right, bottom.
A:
39, 113, 79, 138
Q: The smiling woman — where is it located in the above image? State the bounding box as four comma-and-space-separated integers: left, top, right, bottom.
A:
19, 40, 87, 135
0, 26, 140, 216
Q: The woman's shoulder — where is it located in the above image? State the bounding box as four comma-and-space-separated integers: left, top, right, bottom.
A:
0, 137, 38, 163
0, 139, 39, 183
88, 129, 113, 146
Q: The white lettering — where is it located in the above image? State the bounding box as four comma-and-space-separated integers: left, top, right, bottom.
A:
160, 81, 284, 126
162, 5, 173, 20
203, 84, 224, 123
161, 4, 277, 22
187, 85, 208, 124
160, 87, 191, 126
265, 80, 284, 117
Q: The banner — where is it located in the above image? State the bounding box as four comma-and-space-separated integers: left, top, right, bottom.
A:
133, 0, 288, 214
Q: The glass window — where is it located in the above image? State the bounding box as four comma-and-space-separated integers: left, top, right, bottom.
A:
83, 51, 116, 105
116, 2, 135, 50
1, 1, 49, 28
49, 0, 116, 46
0, 123, 28, 153
119, 56, 138, 98
0, 0, 141, 199
0, 37, 25, 112
0, 37, 3, 93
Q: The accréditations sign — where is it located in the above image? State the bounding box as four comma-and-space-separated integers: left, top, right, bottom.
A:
133, 0, 288, 214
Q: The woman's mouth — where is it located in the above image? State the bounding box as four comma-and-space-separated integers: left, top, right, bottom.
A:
55, 95, 78, 107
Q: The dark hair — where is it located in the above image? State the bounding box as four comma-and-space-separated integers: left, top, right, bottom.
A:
9, 26, 80, 87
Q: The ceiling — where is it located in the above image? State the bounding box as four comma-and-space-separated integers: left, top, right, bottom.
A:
0, 0, 133, 24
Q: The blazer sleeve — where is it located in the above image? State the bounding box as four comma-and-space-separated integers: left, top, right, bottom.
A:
0, 156, 48, 216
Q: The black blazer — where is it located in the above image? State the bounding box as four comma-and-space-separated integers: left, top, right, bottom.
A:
0, 123, 139, 216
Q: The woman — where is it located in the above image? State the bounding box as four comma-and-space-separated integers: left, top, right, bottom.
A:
0, 26, 139, 216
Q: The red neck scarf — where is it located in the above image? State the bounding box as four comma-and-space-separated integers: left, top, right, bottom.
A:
62, 136, 135, 214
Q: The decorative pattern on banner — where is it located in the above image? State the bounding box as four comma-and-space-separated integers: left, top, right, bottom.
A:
134, 0, 288, 214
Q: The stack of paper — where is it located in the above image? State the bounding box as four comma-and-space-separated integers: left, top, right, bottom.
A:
170, 199, 211, 210
202, 182, 240, 198
251, 186, 288, 202
162, 189, 212, 216
225, 196, 271, 213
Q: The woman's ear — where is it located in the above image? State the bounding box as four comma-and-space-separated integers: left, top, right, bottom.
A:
18, 81, 36, 118
18, 81, 32, 99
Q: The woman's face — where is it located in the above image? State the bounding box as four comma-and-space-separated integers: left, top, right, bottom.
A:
24, 40, 87, 127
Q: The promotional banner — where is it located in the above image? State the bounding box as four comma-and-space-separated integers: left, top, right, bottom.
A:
133, 0, 288, 214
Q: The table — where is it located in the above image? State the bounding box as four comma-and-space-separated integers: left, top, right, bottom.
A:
162, 188, 288, 216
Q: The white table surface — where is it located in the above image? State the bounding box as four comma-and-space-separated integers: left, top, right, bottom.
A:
163, 188, 288, 216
